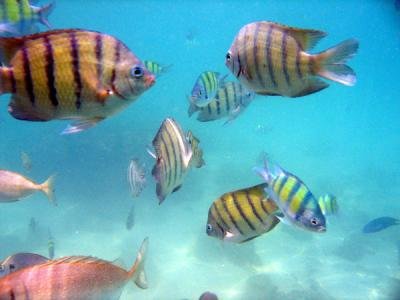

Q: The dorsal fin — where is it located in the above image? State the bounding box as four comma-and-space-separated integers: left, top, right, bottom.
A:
39, 256, 113, 268
266, 21, 327, 51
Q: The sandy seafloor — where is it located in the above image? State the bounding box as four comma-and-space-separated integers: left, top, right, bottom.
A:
1, 1, 400, 299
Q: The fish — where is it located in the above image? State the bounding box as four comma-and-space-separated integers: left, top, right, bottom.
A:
206, 184, 280, 243
254, 160, 326, 232
225, 21, 359, 97
199, 291, 219, 300
0, 253, 49, 278
20, 150, 32, 172
0, 237, 149, 299
188, 71, 227, 109
189, 81, 255, 123
48, 229, 54, 259
126, 204, 135, 230
362, 217, 400, 234
28, 217, 37, 234
144, 60, 172, 77
149, 118, 204, 204
0, 0, 54, 37
0, 29, 156, 134
0, 169, 55, 205
318, 194, 339, 216
127, 158, 146, 197
186, 130, 205, 168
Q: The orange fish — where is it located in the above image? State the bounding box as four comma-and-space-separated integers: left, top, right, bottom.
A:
226, 21, 359, 97
0, 237, 149, 299
0, 29, 155, 134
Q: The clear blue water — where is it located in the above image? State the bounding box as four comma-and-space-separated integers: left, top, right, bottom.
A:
1, 0, 400, 299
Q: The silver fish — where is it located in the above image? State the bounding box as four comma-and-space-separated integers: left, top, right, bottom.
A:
127, 159, 146, 197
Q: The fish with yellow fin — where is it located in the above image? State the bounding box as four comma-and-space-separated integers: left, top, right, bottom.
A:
0, 238, 149, 299
0, 29, 155, 134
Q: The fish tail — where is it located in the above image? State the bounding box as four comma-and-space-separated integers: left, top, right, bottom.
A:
253, 153, 272, 183
315, 38, 359, 86
40, 174, 57, 206
128, 237, 149, 289
187, 95, 199, 117
160, 64, 173, 74
36, 2, 55, 29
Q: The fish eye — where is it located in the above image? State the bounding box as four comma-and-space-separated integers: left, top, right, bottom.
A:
206, 224, 213, 233
130, 66, 144, 78
9, 264, 15, 270
311, 218, 318, 225
226, 52, 232, 61
0, 265, 4, 272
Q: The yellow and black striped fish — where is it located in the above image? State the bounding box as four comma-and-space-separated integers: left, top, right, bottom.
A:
206, 184, 279, 243
188, 71, 226, 110
0, 0, 54, 36
318, 194, 339, 216
150, 118, 204, 204
254, 161, 326, 232
189, 81, 255, 123
0, 29, 155, 134
226, 21, 359, 97
144, 60, 172, 77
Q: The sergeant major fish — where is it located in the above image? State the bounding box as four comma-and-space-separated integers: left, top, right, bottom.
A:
0, 253, 49, 278
149, 118, 204, 204
206, 184, 279, 243
188, 71, 227, 111
254, 160, 326, 232
189, 81, 255, 124
0, 238, 149, 299
0, 0, 54, 37
318, 194, 339, 216
226, 21, 359, 97
0, 169, 55, 205
144, 60, 172, 77
0, 29, 155, 134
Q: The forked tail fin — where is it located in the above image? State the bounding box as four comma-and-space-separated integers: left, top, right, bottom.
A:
40, 174, 56, 206
34, 2, 55, 29
315, 38, 359, 86
128, 237, 149, 289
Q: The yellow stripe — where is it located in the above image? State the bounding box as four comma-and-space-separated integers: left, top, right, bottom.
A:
201, 72, 211, 95
272, 177, 284, 195
99, 34, 116, 91
6, 0, 19, 22
225, 194, 252, 234
22, 0, 32, 19
215, 196, 236, 231
270, 28, 286, 91
289, 185, 307, 213
278, 176, 297, 204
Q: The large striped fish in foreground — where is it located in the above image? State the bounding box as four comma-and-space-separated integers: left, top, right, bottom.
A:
0, 169, 55, 205
254, 160, 326, 232
189, 81, 255, 124
206, 184, 279, 243
188, 71, 226, 111
0, 29, 155, 134
149, 118, 204, 204
0, 238, 149, 299
0, 0, 54, 36
226, 21, 359, 97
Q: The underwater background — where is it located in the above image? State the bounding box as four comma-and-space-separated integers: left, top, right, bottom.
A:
1, 0, 400, 299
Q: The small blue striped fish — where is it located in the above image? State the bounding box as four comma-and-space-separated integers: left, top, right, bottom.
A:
0, 0, 54, 37
254, 160, 326, 232
188, 71, 226, 109
143, 60, 172, 77
318, 194, 339, 216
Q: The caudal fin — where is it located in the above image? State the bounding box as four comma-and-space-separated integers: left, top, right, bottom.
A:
187, 95, 199, 117
40, 174, 56, 206
128, 237, 149, 289
316, 39, 359, 86
35, 2, 55, 29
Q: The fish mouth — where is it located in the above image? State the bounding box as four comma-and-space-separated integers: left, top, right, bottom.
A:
145, 74, 156, 87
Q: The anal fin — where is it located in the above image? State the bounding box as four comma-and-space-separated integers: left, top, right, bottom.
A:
61, 117, 105, 135
292, 78, 329, 97
8, 98, 52, 121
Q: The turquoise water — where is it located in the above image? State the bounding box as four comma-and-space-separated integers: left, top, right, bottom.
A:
1, 0, 400, 299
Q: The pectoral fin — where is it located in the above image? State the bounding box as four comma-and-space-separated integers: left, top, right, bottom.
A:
61, 117, 105, 135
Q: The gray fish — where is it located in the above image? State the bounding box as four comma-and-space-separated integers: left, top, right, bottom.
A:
199, 292, 218, 300
362, 217, 400, 233
126, 204, 135, 230
149, 118, 204, 204
127, 159, 146, 198
190, 81, 254, 124
48, 229, 55, 259
29, 217, 37, 234
21, 151, 32, 172
0, 253, 49, 278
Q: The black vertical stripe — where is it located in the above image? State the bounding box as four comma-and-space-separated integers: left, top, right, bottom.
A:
111, 40, 125, 99
276, 176, 288, 196
261, 200, 272, 215
233, 193, 256, 231
281, 31, 291, 86
222, 195, 244, 235
266, 24, 277, 87
246, 190, 264, 225
296, 191, 314, 218
212, 203, 229, 230
164, 125, 179, 188
70, 32, 82, 109
295, 41, 303, 80
44, 36, 58, 107
8, 68, 16, 93
22, 46, 35, 105
207, 103, 212, 115
253, 23, 264, 88
216, 95, 221, 115
95, 34, 103, 88
223, 84, 230, 113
